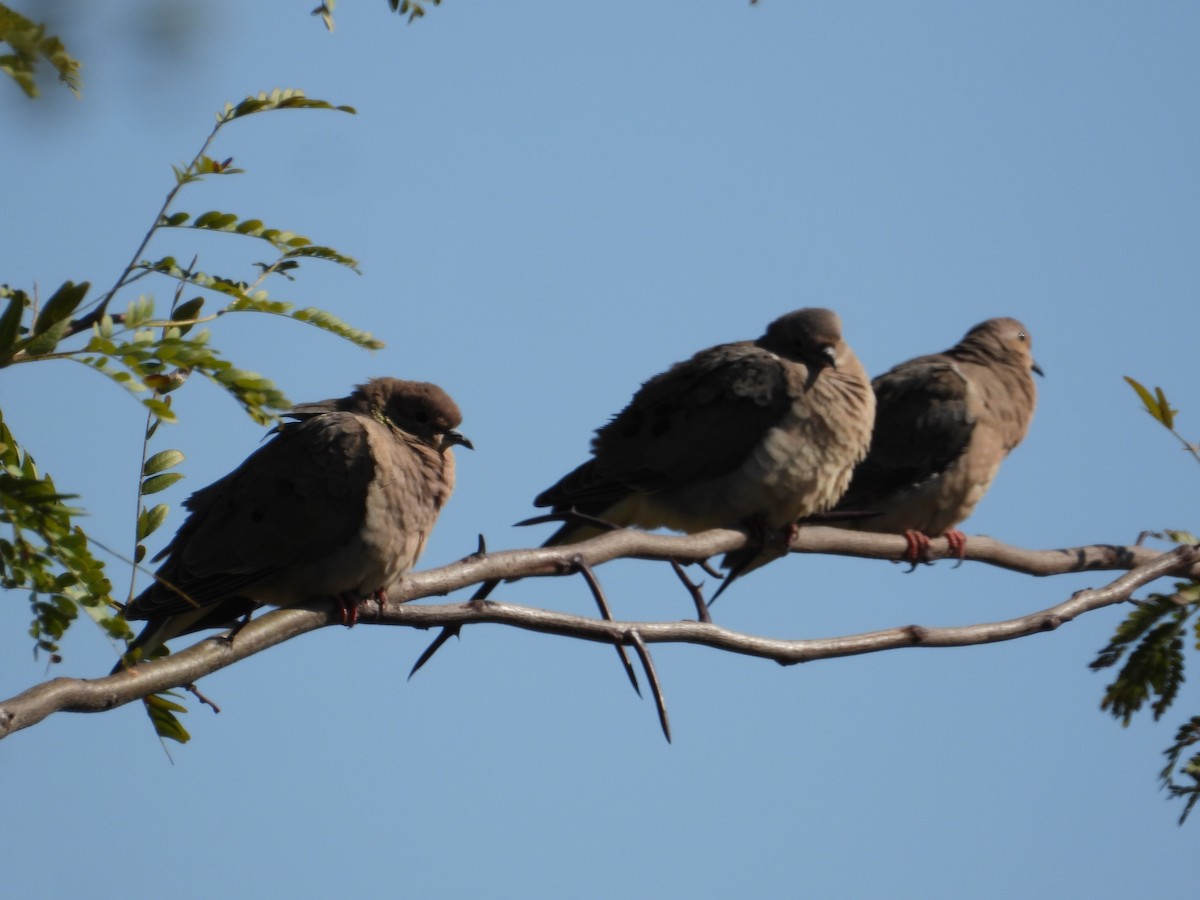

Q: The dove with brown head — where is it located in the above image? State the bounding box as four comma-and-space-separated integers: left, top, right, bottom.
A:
115, 377, 470, 670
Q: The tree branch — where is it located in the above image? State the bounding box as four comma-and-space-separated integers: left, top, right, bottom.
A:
2, 527, 1197, 740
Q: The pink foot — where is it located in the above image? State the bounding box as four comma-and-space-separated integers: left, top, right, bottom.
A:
945, 530, 968, 566
335, 588, 388, 626
783, 521, 800, 548
902, 530, 932, 569
337, 593, 358, 627
902, 530, 968, 570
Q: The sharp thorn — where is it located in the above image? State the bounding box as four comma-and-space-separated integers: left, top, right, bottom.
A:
408, 625, 460, 680
629, 630, 671, 743
573, 554, 641, 697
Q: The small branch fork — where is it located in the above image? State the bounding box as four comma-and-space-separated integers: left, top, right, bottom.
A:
2, 528, 1198, 741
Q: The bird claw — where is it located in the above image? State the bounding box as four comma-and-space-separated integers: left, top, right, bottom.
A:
902, 530, 934, 571
213, 611, 253, 646
945, 530, 968, 567
902, 530, 967, 570
782, 521, 800, 550
335, 589, 385, 627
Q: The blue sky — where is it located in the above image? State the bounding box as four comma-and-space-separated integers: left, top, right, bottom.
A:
3, 2, 1199, 897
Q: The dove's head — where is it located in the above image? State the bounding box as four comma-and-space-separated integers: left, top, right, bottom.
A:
359, 378, 474, 452
960, 318, 1044, 378
760, 307, 849, 372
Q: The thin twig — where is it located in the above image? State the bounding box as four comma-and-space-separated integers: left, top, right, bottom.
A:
90, 119, 227, 317
184, 682, 221, 714
669, 560, 712, 623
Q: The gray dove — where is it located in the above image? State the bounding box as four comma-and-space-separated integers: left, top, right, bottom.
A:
831, 317, 1041, 562
116, 377, 470, 669
411, 309, 872, 686
532, 308, 875, 558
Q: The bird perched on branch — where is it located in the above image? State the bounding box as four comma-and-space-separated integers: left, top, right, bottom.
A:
408, 309, 872, 689
527, 307, 875, 591
115, 377, 471, 670
831, 317, 1041, 563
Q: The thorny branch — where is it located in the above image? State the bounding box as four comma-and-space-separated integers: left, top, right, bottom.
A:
2, 526, 1198, 740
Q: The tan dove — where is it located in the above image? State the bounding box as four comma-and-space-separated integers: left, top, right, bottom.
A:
831, 317, 1041, 561
116, 377, 470, 670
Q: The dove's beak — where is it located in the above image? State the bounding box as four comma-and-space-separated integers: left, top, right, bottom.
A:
444, 429, 474, 451
1032, 360, 1045, 377
802, 344, 839, 390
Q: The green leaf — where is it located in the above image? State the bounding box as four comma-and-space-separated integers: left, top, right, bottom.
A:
1155, 386, 1177, 429
0, 410, 114, 658
225, 295, 293, 315
0, 289, 26, 358
140, 472, 185, 495
124, 295, 155, 327
1095, 593, 1195, 725
0, 6, 82, 99
191, 155, 244, 177
220, 89, 356, 124
1092, 591, 1181, 670
1160, 717, 1200, 823
141, 398, 177, 422
1165, 530, 1200, 547
147, 693, 188, 715
19, 316, 69, 356
1125, 376, 1178, 429
312, 2, 336, 31
290, 308, 383, 350
144, 693, 191, 744
395, 0, 441, 23
194, 210, 238, 230
184, 210, 323, 254
144, 371, 190, 393
1126, 376, 1161, 421
33, 280, 88, 335
136, 503, 169, 541
283, 245, 361, 273
144, 449, 185, 476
